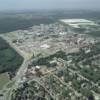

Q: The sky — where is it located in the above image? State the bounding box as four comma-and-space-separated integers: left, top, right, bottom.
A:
0, 0, 100, 11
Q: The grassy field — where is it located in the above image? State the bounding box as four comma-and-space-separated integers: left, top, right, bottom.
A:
0, 73, 9, 89
6, 80, 15, 88
0, 37, 23, 73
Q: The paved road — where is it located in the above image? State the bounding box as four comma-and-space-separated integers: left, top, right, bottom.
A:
0, 35, 32, 80
0, 35, 32, 100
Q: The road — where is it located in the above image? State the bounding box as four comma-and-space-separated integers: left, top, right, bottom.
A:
0, 35, 32, 100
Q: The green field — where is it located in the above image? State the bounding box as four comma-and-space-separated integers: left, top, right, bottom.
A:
6, 81, 15, 88
0, 37, 23, 73
0, 73, 9, 89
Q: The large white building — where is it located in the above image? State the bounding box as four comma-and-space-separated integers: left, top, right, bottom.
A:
60, 19, 97, 28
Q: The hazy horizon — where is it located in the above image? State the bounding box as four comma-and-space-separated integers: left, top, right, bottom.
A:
0, 0, 100, 12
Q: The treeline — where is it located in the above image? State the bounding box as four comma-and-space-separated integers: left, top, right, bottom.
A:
0, 17, 55, 33
0, 37, 23, 73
